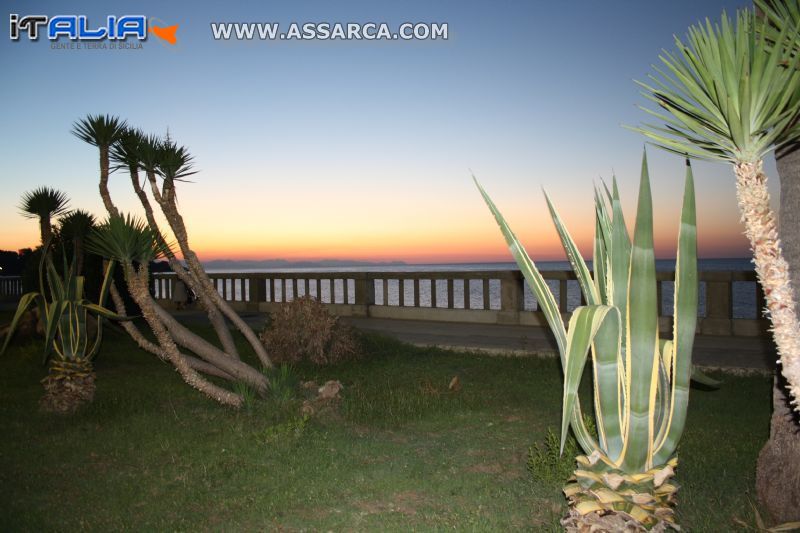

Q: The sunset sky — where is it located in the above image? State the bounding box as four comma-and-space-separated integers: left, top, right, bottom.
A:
0, 0, 773, 264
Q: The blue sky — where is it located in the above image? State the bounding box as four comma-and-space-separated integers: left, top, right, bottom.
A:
0, 0, 772, 262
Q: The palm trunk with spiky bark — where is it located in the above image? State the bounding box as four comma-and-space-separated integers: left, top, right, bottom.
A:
146, 171, 272, 368
734, 161, 800, 408
125, 262, 243, 407
127, 164, 241, 360
754, 147, 800, 523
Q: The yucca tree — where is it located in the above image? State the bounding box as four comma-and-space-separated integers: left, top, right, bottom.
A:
132, 133, 272, 368
476, 154, 699, 531
72, 114, 127, 216
110, 128, 243, 360
632, 10, 800, 415
59, 209, 96, 275
87, 214, 245, 407
19, 187, 70, 246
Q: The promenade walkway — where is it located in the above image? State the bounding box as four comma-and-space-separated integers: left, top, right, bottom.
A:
169, 310, 776, 372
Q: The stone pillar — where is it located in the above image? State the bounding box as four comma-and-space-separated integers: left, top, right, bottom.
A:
498, 272, 524, 324
701, 273, 733, 335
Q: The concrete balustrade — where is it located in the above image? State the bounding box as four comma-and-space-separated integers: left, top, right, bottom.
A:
0, 276, 23, 301
146, 269, 768, 337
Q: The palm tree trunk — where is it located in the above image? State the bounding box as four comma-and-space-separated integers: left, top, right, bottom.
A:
146, 175, 271, 368
108, 278, 267, 392
126, 264, 243, 407
127, 166, 241, 359
98, 146, 118, 217
754, 148, 800, 523
734, 161, 800, 408
39, 217, 51, 247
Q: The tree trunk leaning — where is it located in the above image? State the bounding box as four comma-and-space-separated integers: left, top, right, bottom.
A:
754, 148, 800, 523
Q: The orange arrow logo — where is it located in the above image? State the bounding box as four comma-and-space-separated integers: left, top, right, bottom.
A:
150, 24, 178, 45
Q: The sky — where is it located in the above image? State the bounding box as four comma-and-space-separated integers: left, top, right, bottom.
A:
0, 0, 777, 264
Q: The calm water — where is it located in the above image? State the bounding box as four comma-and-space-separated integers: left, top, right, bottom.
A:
201, 258, 759, 319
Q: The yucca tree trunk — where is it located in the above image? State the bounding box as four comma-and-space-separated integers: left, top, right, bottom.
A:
38, 217, 52, 247
755, 148, 800, 523
734, 161, 800, 407
98, 146, 118, 217
126, 263, 243, 407
147, 176, 271, 368
104, 261, 267, 391
127, 165, 241, 360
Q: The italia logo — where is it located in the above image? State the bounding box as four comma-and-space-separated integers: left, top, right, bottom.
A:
9, 14, 178, 45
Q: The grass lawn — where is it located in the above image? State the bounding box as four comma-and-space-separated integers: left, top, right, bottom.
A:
0, 319, 771, 531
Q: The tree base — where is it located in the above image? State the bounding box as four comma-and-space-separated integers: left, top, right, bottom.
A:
561, 508, 672, 532
756, 377, 800, 524
40, 361, 96, 414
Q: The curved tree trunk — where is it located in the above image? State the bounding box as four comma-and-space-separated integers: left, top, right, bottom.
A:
145, 172, 272, 368
107, 272, 267, 392
755, 148, 800, 523
127, 165, 241, 360
734, 161, 800, 408
126, 264, 243, 407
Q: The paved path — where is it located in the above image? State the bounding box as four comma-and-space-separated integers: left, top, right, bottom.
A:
168, 309, 776, 372
341, 317, 777, 372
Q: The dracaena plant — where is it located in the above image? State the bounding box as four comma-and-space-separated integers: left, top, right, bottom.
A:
631, 8, 800, 411
1, 235, 121, 413
475, 154, 700, 532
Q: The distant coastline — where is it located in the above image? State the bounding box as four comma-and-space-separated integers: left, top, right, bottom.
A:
201, 259, 407, 270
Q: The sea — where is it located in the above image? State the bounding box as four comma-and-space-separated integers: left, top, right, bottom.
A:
203, 258, 759, 319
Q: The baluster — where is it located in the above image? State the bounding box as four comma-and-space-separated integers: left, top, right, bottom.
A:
482, 278, 490, 310
447, 279, 454, 308
413, 279, 419, 307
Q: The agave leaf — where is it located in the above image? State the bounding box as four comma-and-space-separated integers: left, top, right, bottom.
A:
690, 367, 722, 388
544, 192, 599, 305
42, 300, 68, 365
473, 175, 566, 355
654, 162, 698, 465
82, 303, 133, 321
621, 153, 659, 473
561, 305, 617, 454
0, 293, 42, 355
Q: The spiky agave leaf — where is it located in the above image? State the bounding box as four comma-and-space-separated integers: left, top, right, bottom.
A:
71, 114, 127, 148
19, 187, 70, 220
631, 9, 800, 163
87, 214, 171, 265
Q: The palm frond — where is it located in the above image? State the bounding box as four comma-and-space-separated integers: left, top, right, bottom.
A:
632, 9, 800, 163
71, 114, 127, 148
19, 187, 70, 220
87, 214, 171, 265
58, 210, 96, 240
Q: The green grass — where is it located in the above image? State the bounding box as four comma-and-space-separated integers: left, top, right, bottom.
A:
0, 320, 772, 531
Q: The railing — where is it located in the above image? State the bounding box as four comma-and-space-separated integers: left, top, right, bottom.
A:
0, 276, 23, 301
151, 270, 768, 337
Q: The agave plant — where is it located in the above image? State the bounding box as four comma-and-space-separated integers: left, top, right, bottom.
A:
475, 154, 699, 531
631, 8, 800, 411
1, 240, 119, 413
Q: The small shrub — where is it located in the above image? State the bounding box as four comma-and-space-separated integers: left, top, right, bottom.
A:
527, 416, 595, 486
259, 414, 310, 444
260, 296, 360, 365
234, 381, 258, 410
263, 364, 298, 404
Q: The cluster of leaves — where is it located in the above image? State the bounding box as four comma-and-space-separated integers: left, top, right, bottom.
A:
260, 296, 361, 365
